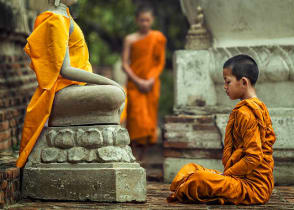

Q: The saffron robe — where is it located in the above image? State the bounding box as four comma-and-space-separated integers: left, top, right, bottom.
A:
168, 97, 276, 205
120, 87, 128, 124
126, 30, 166, 145
16, 9, 92, 168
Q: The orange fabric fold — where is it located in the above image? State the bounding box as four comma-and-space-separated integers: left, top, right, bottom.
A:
16, 10, 92, 168
126, 30, 166, 144
168, 97, 276, 205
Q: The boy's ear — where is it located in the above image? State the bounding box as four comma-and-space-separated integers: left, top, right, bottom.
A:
241, 77, 249, 86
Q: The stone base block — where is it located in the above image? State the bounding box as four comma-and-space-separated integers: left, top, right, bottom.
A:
185, 33, 211, 50
22, 163, 146, 202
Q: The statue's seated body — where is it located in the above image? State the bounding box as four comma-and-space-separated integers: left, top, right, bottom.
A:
49, 85, 125, 126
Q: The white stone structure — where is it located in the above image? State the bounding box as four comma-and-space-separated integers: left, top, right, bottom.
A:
164, 0, 294, 185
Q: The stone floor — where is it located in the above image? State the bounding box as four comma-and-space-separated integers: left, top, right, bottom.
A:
2, 146, 294, 209
5, 182, 294, 210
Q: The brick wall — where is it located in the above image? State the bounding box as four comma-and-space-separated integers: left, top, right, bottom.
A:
0, 55, 37, 152
0, 0, 38, 152
0, 163, 20, 208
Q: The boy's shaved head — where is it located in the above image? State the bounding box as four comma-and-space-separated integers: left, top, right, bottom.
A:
135, 4, 154, 17
223, 54, 259, 85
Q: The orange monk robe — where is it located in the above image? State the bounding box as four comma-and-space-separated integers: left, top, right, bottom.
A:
168, 97, 276, 205
120, 87, 128, 124
126, 30, 166, 145
16, 10, 92, 168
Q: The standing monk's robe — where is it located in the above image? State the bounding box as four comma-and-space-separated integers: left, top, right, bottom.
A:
16, 9, 92, 168
126, 30, 166, 145
168, 97, 276, 205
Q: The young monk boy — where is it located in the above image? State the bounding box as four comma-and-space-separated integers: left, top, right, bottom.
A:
168, 54, 276, 205
122, 5, 166, 160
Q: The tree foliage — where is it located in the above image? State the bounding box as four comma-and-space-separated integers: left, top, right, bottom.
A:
73, 0, 189, 68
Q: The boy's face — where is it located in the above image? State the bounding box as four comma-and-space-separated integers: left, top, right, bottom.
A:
136, 12, 154, 32
223, 68, 245, 100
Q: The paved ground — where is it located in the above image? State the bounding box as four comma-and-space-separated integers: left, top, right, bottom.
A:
5, 182, 294, 210
2, 146, 294, 209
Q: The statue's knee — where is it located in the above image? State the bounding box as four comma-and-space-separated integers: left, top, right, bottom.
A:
106, 85, 125, 105
49, 85, 125, 126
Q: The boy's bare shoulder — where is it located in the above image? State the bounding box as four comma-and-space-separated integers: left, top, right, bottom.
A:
124, 33, 139, 45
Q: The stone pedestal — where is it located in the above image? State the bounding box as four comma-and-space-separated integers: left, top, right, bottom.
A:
22, 85, 146, 202
23, 163, 145, 202
164, 0, 294, 185
185, 30, 211, 50
22, 125, 146, 202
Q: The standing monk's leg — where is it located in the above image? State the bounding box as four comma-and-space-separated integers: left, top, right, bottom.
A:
131, 136, 150, 161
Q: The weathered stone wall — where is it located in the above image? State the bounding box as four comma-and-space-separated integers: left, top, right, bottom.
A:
0, 0, 38, 152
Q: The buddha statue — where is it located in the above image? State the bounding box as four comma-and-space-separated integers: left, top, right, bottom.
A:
20, 0, 146, 202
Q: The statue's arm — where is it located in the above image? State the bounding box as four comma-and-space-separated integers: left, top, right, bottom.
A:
60, 47, 125, 93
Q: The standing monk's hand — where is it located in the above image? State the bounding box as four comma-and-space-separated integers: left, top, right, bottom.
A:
136, 78, 154, 93
136, 79, 149, 93
147, 78, 155, 89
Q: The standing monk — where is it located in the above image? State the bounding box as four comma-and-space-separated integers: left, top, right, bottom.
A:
168, 55, 276, 205
122, 5, 166, 160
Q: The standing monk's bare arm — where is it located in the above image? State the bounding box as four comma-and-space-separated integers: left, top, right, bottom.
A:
122, 35, 154, 93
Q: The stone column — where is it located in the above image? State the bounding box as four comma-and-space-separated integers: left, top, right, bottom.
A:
164, 0, 294, 185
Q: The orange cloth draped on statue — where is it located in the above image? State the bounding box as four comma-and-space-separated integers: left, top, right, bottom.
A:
126, 30, 166, 145
120, 88, 128, 124
16, 10, 92, 168
168, 97, 276, 205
